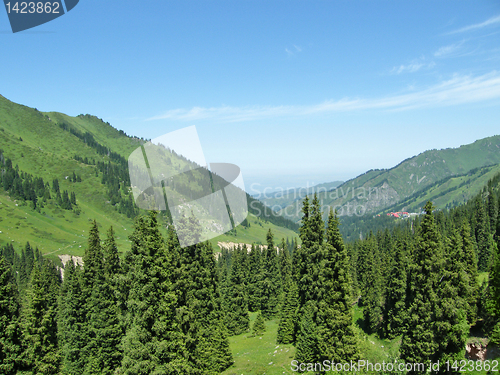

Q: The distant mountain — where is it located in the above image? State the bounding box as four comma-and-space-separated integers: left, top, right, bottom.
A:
277, 135, 500, 222
256, 180, 343, 210
0, 95, 298, 259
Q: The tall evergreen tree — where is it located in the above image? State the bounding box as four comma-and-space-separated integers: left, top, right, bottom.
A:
118, 212, 193, 374
362, 233, 383, 334
252, 311, 266, 336
224, 245, 250, 335
77, 221, 123, 374
475, 197, 492, 271
103, 226, 121, 279
20, 261, 61, 374
460, 221, 479, 324
488, 240, 500, 344
382, 237, 408, 339
247, 244, 263, 312
400, 201, 441, 371
434, 227, 469, 364
0, 255, 22, 375
488, 187, 498, 236
277, 240, 298, 344
316, 209, 359, 362
167, 215, 233, 374
58, 258, 86, 375
261, 229, 280, 318
294, 301, 319, 365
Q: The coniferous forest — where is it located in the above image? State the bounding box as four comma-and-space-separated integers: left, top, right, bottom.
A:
1, 169, 500, 374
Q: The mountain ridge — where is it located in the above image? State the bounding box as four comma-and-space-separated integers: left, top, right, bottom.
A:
276, 134, 500, 222
0, 95, 299, 259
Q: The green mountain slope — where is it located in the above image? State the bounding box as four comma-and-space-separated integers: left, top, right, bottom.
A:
278, 135, 500, 222
0, 95, 298, 258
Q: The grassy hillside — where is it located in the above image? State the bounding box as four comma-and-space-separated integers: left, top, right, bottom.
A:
0, 95, 298, 259
278, 135, 500, 222
380, 163, 500, 214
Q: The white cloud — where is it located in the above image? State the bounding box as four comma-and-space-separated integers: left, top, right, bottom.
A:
285, 45, 302, 56
434, 41, 464, 57
391, 60, 435, 74
147, 72, 500, 123
449, 14, 500, 34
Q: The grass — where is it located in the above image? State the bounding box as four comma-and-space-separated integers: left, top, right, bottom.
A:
0, 95, 298, 260
278, 135, 500, 223
222, 312, 297, 375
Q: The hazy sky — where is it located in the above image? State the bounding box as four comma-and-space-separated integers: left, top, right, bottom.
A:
2, 1, 500, 191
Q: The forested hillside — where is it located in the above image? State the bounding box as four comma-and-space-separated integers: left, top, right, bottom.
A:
1, 167, 500, 374
1, 95, 500, 374
0, 95, 298, 255
277, 135, 500, 224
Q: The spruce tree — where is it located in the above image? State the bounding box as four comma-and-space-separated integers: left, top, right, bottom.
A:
362, 233, 383, 334
382, 237, 408, 339
103, 226, 121, 279
488, 240, 500, 344
487, 187, 498, 236
277, 241, 298, 344
433, 227, 469, 364
75, 221, 123, 374
316, 209, 359, 362
475, 197, 492, 271
166, 216, 233, 374
20, 260, 61, 374
84, 264, 123, 374
299, 195, 325, 306
294, 302, 319, 364
0, 255, 21, 375
252, 311, 266, 336
58, 258, 86, 375
118, 212, 193, 374
224, 245, 250, 335
400, 201, 441, 371
261, 229, 280, 318
247, 244, 263, 312
460, 221, 479, 324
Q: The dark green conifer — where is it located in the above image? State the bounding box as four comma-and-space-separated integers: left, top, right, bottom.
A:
21, 261, 61, 374
382, 237, 408, 339
0, 255, 22, 375
362, 233, 383, 334
475, 197, 492, 271
277, 240, 298, 344
166, 215, 232, 374
460, 222, 479, 324
103, 226, 121, 278
400, 201, 441, 371
252, 311, 266, 336
224, 245, 250, 335
488, 241, 500, 344
80, 221, 123, 374
118, 212, 193, 374
294, 302, 319, 364
247, 244, 263, 312
316, 209, 359, 362
261, 229, 280, 318
58, 258, 86, 375
433, 227, 469, 364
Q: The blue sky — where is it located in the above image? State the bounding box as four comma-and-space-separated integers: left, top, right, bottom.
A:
2, 1, 500, 191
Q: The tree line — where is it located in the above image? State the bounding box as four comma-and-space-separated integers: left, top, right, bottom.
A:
1, 169, 500, 373
0, 150, 79, 212
0, 212, 233, 374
